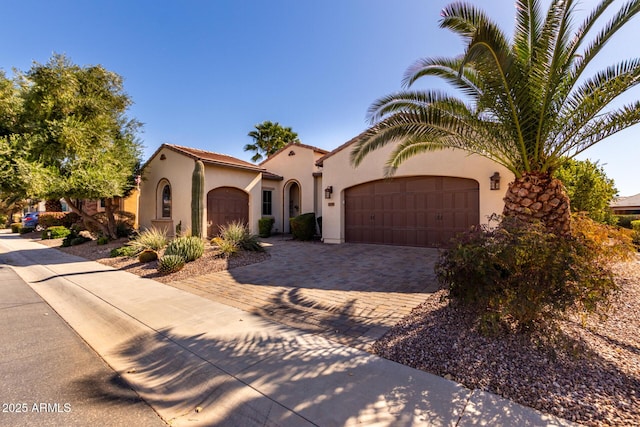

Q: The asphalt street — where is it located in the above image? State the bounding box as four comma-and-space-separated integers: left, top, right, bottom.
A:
0, 264, 166, 427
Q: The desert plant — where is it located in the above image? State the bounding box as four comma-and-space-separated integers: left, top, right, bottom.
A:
41, 225, 70, 239
0, 214, 8, 227
290, 212, 316, 241
96, 236, 109, 245
10, 223, 22, 233
258, 217, 275, 238
157, 255, 185, 274
436, 215, 632, 333
165, 236, 205, 262
138, 249, 158, 263
211, 236, 239, 257
218, 221, 264, 251
70, 236, 91, 246
110, 245, 138, 258
128, 227, 168, 253
191, 160, 205, 238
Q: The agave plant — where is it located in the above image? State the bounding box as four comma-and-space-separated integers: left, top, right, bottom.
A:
352, 0, 640, 235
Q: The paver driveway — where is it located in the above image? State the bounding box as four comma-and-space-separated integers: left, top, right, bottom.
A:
169, 237, 441, 349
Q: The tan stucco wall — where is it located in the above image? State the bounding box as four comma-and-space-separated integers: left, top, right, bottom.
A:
261, 145, 323, 233
320, 144, 514, 244
139, 146, 263, 236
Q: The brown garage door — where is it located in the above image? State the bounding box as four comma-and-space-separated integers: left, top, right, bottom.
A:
207, 187, 249, 237
345, 176, 479, 247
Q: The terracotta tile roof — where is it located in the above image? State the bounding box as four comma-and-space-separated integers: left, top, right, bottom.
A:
315, 130, 367, 167
142, 143, 283, 180
260, 142, 329, 166
165, 144, 263, 171
611, 193, 640, 208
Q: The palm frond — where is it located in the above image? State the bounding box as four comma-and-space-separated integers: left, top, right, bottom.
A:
402, 56, 481, 98
553, 101, 640, 161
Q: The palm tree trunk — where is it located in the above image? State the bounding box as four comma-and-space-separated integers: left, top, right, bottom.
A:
503, 172, 571, 236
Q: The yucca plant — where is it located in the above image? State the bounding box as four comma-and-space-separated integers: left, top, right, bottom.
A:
211, 236, 239, 257
128, 227, 168, 253
165, 235, 205, 262
157, 255, 185, 274
351, 0, 640, 236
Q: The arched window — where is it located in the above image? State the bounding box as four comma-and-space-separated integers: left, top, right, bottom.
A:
161, 184, 171, 218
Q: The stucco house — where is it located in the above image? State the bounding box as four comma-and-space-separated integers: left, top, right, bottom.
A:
138, 135, 512, 246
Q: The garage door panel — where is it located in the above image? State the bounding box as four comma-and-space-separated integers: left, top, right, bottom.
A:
345, 176, 479, 247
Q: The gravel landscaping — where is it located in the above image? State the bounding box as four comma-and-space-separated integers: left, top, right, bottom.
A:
372, 257, 640, 427
35, 235, 270, 283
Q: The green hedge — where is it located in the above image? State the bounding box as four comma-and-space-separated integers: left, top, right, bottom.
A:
616, 214, 640, 229
41, 226, 71, 239
258, 217, 275, 237
289, 212, 316, 241
10, 223, 22, 233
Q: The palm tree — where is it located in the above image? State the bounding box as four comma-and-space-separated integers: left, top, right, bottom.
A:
351, 0, 640, 235
244, 121, 300, 162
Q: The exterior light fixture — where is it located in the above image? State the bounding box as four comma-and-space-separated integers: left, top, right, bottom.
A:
324, 186, 333, 199
490, 172, 501, 190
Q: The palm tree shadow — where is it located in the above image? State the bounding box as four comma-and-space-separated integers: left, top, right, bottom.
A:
73, 326, 468, 426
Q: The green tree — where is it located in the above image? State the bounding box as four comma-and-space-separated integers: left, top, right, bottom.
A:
555, 159, 618, 224
244, 120, 300, 162
0, 70, 31, 212
351, 0, 640, 235
15, 54, 142, 239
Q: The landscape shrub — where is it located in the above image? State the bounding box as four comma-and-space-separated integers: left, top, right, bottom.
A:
436, 215, 632, 334
289, 212, 316, 241
10, 223, 22, 233
165, 236, 205, 262
110, 245, 138, 258
157, 255, 185, 274
211, 236, 239, 257
39, 212, 65, 228
258, 217, 275, 237
217, 221, 264, 252
631, 220, 640, 249
0, 214, 8, 227
62, 229, 91, 247
138, 249, 158, 263
19, 227, 34, 234
128, 227, 168, 253
41, 226, 70, 239
615, 214, 640, 229
60, 212, 81, 228
96, 236, 109, 245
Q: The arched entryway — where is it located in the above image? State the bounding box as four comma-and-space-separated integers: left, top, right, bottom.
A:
283, 180, 301, 233
206, 187, 249, 237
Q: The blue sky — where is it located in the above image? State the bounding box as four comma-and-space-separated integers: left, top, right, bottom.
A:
2, 0, 638, 195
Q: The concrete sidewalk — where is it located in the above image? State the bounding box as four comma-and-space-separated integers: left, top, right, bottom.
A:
0, 232, 576, 426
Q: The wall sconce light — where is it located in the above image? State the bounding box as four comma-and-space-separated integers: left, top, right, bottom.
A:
490, 172, 501, 190
324, 186, 333, 199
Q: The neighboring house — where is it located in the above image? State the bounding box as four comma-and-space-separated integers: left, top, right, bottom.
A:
138, 136, 512, 247
610, 193, 640, 215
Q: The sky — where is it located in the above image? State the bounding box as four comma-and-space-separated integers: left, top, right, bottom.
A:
2, 0, 638, 196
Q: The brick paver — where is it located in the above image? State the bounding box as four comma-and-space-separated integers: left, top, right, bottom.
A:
168, 237, 440, 350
